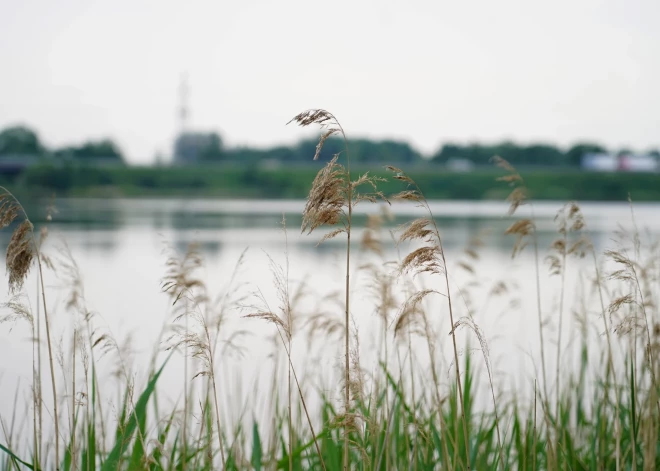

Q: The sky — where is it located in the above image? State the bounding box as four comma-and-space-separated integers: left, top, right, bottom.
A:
1, 0, 659, 164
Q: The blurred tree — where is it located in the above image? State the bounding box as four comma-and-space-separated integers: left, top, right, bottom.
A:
566, 143, 606, 166
522, 144, 565, 166
0, 125, 44, 156
433, 141, 562, 166
55, 139, 125, 163
293, 137, 422, 164
199, 133, 224, 161
431, 143, 463, 163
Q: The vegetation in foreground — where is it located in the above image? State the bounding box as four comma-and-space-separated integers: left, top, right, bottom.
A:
0, 109, 659, 470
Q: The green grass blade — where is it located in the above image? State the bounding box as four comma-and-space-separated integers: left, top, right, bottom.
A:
0, 443, 39, 470
251, 421, 263, 471
101, 352, 172, 471
81, 364, 98, 471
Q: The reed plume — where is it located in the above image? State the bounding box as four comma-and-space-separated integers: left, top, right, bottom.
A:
0, 187, 59, 470
289, 108, 387, 470
387, 166, 473, 469
243, 217, 325, 470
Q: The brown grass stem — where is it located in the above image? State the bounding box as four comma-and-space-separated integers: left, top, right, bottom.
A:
0, 187, 60, 470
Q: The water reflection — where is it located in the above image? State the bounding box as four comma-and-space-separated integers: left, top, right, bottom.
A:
8, 198, 656, 263
18, 197, 658, 247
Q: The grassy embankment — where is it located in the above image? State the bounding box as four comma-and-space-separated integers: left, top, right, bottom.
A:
0, 109, 659, 470
4, 161, 660, 201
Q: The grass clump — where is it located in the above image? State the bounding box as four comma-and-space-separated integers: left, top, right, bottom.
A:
0, 110, 659, 470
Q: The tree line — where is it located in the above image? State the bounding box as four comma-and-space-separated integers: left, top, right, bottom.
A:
2, 124, 658, 168
178, 132, 659, 168
0, 126, 125, 163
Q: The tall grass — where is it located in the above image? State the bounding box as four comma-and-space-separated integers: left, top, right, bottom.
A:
0, 110, 659, 470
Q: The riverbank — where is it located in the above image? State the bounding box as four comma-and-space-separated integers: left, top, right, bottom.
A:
4, 163, 660, 201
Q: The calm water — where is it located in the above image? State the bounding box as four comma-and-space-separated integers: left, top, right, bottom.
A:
0, 198, 658, 440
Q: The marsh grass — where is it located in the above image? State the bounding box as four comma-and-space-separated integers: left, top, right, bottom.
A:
0, 115, 659, 470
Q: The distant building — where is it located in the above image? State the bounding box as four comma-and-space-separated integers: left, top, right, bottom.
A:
581, 153, 658, 172
617, 153, 658, 172
446, 157, 475, 172
581, 153, 618, 171
172, 132, 223, 164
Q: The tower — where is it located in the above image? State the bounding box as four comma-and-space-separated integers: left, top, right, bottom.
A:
173, 72, 192, 164
178, 72, 190, 133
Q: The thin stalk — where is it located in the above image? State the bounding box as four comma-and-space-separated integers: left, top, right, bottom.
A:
274, 326, 326, 470
288, 337, 292, 471
589, 241, 621, 471
484, 360, 505, 470
284, 220, 293, 471
421, 311, 452, 470
407, 330, 419, 471
1, 187, 60, 471
37, 244, 58, 470
554, 230, 567, 461
335, 122, 352, 471
192, 397, 208, 471
533, 380, 537, 471
530, 208, 557, 468
530, 208, 549, 402
630, 349, 637, 470
71, 330, 76, 471
31, 279, 39, 470
209, 371, 226, 467
194, 305, 227, 469
417, 191, 470, 470
182, 301, 189, 471
36, 278, 43, 467
439, 249, 470, 470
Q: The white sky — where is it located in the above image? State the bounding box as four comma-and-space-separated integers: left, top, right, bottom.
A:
1, 0, 659, 164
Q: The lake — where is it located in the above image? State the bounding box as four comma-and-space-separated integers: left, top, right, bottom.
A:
0, 198, 658, 442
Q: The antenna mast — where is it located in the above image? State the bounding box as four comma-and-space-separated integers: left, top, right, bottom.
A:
178, 72, 190, 132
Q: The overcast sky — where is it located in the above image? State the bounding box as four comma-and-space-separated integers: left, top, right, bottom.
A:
1, 0, 659, 164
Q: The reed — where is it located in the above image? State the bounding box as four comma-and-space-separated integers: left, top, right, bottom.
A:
0, 117, 658, 470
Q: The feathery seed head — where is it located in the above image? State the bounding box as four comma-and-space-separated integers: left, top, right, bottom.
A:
398, 218, 434, 245
505, 219, 534, 258
7, 220, 34, 293
289, 109, 342, 161
301, 154, 347, 236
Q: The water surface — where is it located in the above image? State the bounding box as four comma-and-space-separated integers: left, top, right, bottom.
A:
0, 198, 657, 440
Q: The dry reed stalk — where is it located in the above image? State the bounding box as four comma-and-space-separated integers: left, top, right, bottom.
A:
605, 204, 660, 466
162, 243, 207, 469
491, 158, 561, 465
55, 240, 110, 457
533, 379, 537, 471
626, 198, 659, 406
392, 267, 452, 467
389, 227, 434, 470
0, 187, 60, 470
71, 328, 76, 471
162, 242, 239, 469
546, 202, 587, 460
289, 108, 387, 470
285, 234, 293, 471
242, 218, 326, 470
359, 208, 398, 422
0, 293, 37, 465
569, 215, 624, 469
388, 166, 472, 469
446, 229, 508, 470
